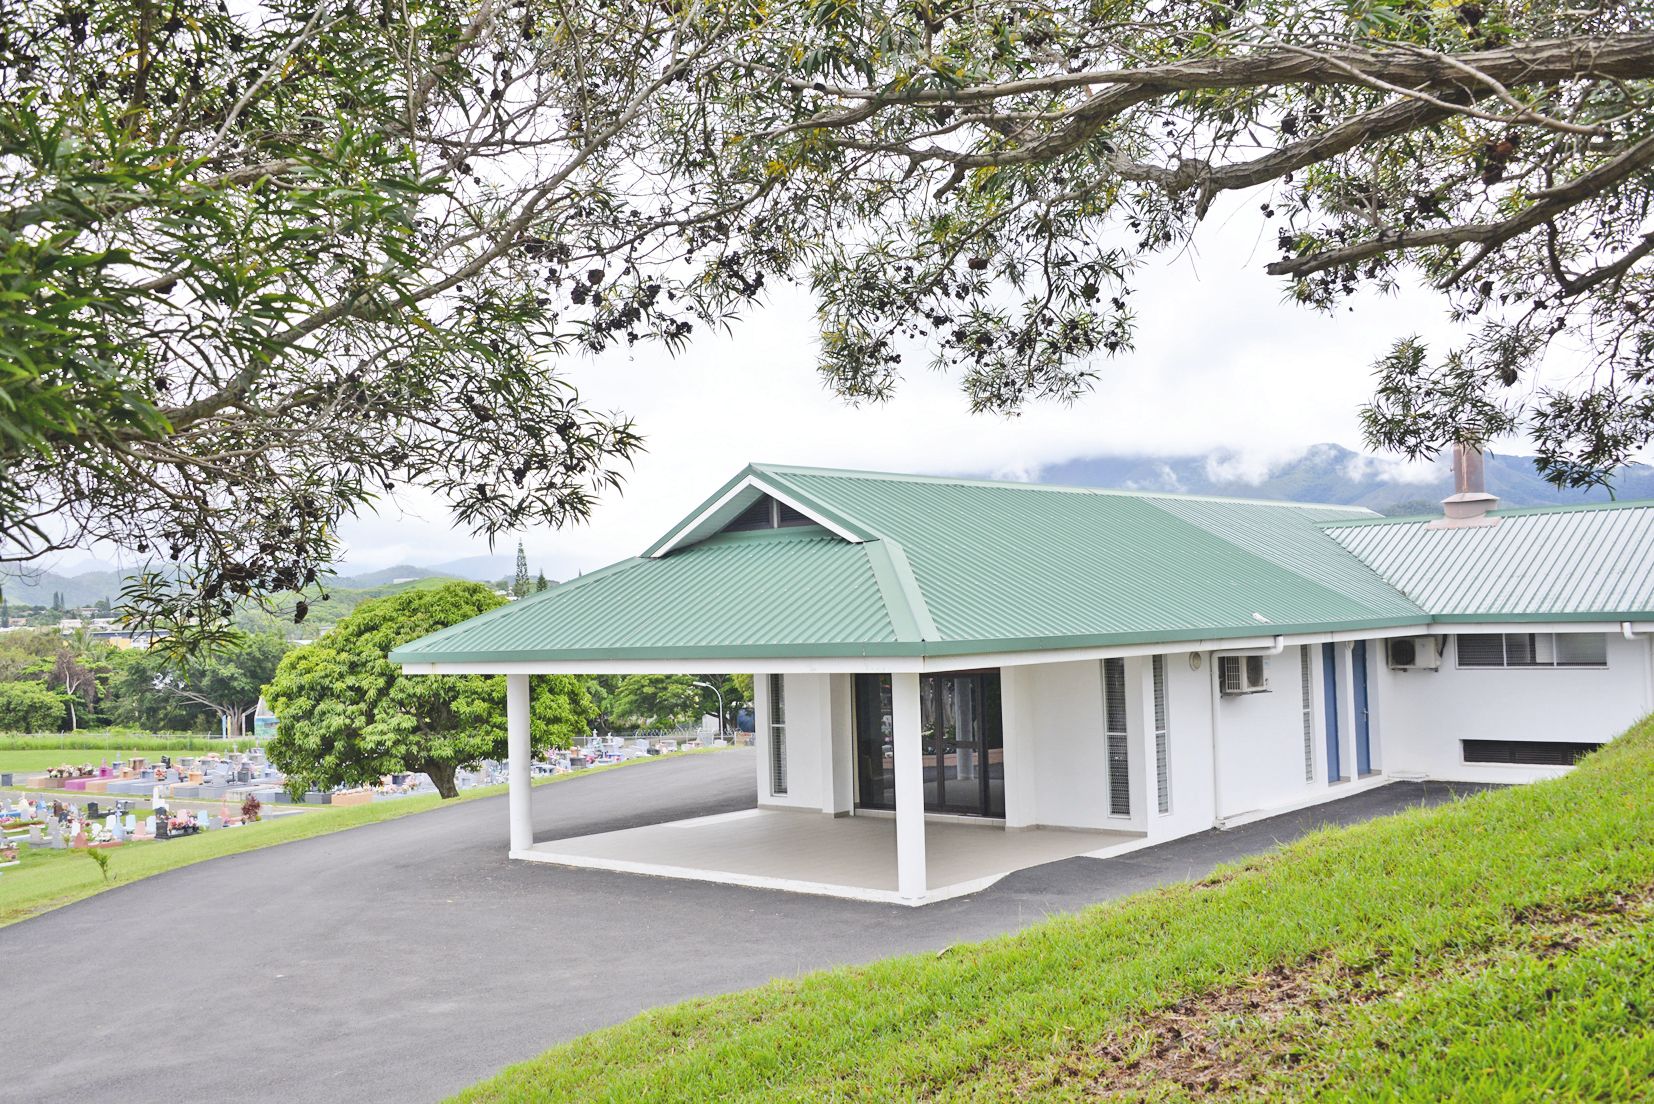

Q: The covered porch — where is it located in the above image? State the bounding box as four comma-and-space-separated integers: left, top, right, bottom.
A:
515, 805, 1141, 905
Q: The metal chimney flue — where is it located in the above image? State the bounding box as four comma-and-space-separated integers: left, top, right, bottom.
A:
1433, 442, 1500, 527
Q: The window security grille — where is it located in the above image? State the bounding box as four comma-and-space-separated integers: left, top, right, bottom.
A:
1153, 655, 1170, 815
1462, 740, 1600, 766
1104, 658, 1130, 816
768, 673, 788, 795
1457, 633, 1608, 669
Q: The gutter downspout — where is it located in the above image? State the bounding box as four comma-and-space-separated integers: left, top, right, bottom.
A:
1207, 635, 1285, 827
1629, 623, 1654, 714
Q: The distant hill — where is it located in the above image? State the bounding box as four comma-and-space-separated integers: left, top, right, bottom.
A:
0, 567, 128, 609
2, 554, 518, 610
1033, 443, 1654, 515
334, 565, 444, 587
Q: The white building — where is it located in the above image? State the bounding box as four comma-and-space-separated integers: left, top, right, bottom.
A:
393, 451, 1654, 904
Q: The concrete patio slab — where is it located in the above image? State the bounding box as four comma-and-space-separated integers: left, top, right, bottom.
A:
518, 807, 1141, 904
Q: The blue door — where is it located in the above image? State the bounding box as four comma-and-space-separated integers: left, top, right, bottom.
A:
1353, 640, 1372, 775
1322, 644, 1341, 782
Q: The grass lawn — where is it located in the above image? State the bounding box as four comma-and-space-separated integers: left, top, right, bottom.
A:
453, 719, 1654, 1103
0, 741, 256, 774
0, 749, 724, 929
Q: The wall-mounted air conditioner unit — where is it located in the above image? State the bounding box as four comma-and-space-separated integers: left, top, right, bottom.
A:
1387, 636, 1442, 671
1218, 654, 1270, 695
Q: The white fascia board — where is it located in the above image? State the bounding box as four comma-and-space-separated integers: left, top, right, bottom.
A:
929, 624, 1435, 672
398, 625, 1446, 677
401, 656, 925, 676
1433, 620, 1636, 634
648, 475, 865, 558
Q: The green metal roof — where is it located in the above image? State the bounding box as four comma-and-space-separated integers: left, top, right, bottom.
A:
1324, 500, 1654, 620
392, 528, 903, 661
756, 468, 1425, 652
392, 465, 1654, 667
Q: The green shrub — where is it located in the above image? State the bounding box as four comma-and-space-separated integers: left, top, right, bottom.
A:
0, 682, 65, 734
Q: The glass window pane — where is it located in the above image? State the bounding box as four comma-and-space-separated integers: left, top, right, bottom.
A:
1555, 633, 1608, 666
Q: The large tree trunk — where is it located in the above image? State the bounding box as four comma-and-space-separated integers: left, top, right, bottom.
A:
425, 761, 459, 799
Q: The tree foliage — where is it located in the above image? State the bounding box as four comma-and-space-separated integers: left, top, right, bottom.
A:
630, 0, 1652, 487
605, 674, 705, 729
263, 581, 595, 797
0, 679, 65, 733
6, 0, 1651, 651
104, 632, 287, 735
2, 0, 658, 649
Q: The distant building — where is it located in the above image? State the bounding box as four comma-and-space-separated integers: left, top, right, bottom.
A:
253, 697, 279, 742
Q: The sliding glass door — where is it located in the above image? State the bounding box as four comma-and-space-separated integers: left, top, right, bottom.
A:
853, 671, 1004, 818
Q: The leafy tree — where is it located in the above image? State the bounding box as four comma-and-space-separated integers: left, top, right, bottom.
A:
161, 634, 289, 739
9, 0, 1651, 651
0, 680, 65, 733
264, 581, 594, 798
607, 674, 705, 729
512, 541, 532, 599
535, 571, 550, 593
620, 0, 1649, 489
103, 633, 287, 735
47, 649, 97, 731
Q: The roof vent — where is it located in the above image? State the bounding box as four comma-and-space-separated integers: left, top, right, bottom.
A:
1430, 443, 1500, 529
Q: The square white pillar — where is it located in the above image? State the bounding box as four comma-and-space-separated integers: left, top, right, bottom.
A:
506, 673, 533, 853
890, 671, 927, 901
823, 674, 854, 816
999, 666, 1036, 829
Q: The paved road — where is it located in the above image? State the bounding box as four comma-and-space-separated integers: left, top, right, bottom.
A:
8, 750, 1484, 1102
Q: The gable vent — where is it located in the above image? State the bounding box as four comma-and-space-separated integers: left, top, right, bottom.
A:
721, 493, 814, 533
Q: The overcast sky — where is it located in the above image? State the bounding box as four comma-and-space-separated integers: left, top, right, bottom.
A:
329, 194, 1492, 580
47, 193, 1613, 582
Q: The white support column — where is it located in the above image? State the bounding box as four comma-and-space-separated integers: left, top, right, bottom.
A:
891, 672, 927, 901
1336, 643, 1357, 783
507, 673, 532, 854
823, 674, 854, 816
1000, 666, 1036, 829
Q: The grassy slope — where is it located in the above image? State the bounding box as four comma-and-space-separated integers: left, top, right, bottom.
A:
456, 719, 1654, 1103
0, 750, 721, 928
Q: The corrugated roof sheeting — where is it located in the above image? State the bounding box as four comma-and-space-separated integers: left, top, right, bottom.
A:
393, 465, 1654, 665
392, 531, 898, 660
768, 470, 1423, 643
1325, 504, 1654, 617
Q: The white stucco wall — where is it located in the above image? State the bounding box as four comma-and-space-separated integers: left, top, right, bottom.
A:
1373, 631, 1654, 784
1019, 659, 1118, 830
1210, 648, 1323, 821
1147, 652, 1219, 842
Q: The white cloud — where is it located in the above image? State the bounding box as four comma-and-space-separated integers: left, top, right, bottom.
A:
325, 189, 1587, 579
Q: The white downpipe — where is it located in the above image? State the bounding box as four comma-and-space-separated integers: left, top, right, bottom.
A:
507, 673, 533, 854
1207, 655, 1224, 828
891, 672, 927, 901
1632, 624, 1654, 713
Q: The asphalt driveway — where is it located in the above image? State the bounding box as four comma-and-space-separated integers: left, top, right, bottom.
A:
7, 749, 1485, 1102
